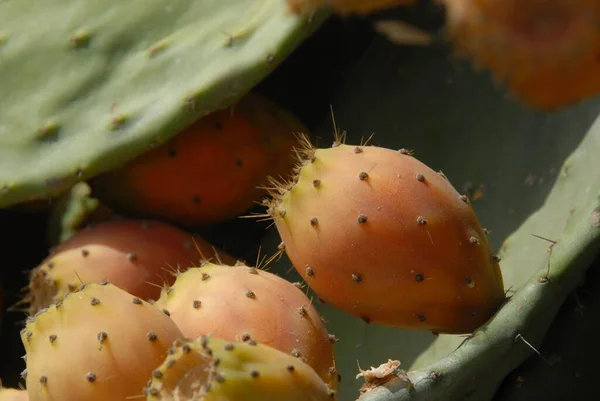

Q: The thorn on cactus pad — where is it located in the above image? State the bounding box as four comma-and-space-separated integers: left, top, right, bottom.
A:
147, 332, 158, 341
460, 194, 470, 203
69, 31, 91, 48
313, 179, 321, 187
245, 290, 256, 299
193, 300, 201, 309
49, 334, 57, 343
358, 171, 369, 180
416, 173, 425, 182
414, 273, 424, 282
310, 217, 319, 227
81, 249, 89, 257
224, 343, 235, 351
417, 216, 427, 225
85, 373, 97, 382
90, 297, 100, 306
417, 314, 426, 322
306, 266, 315, 276
352, 274, 363, 283
240, 333, 251, 342
132, 297, 142, 305
39, 376, 47, 385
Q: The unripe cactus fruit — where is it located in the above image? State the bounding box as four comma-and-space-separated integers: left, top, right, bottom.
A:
286, 0, 414, 15
21, 281, 184, 401
266, 135, 505, 334
153, 262, 338, 390
91, 93, 306, 227
145, 335, 337, 400
20, 219, 234, 315
441, 0, 600, 110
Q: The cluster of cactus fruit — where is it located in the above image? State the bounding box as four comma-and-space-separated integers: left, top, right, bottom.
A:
1, 93, 507, 400
2, 0, 600, 400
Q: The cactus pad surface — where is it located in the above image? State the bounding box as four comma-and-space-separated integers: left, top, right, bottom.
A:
0, 0, 327, 208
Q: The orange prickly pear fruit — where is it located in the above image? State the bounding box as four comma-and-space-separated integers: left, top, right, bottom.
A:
91, 93, 306, 227
21, 282, 184, 401
20, 219, 234, 315
154, 262, 338, 390
441, 0, 600, 110
266, 135, 505, 334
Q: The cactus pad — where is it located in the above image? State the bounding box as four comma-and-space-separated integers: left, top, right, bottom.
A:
0, 0, 327, 208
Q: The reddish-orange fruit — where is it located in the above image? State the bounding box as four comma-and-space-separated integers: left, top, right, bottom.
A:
266, 136, 505, 334
21, 219, 234, 315
287, 0, 414, 15
442, 0, 600, 110
153, 262, 339, 390
91, 93, 306, 227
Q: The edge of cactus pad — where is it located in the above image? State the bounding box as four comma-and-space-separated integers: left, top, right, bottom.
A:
0, 0, 328, 208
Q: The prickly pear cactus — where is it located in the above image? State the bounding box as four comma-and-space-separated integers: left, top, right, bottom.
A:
356, 117, 600, 401
0, 0, 328, 208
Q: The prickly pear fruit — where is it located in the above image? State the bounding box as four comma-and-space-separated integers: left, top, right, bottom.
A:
0, 386, 28, 401
266, 135, 505, 334
21, 220, 234, 315
91, 93, 306, 227
286, 0, 414, 15
153, 262, 338, 389
22, 281, 183, 401
145, 335, 337, 400
441, 0, 600, 110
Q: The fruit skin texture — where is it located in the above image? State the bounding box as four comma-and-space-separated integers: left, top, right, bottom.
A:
145, 335, 337, 401
442, 0, 600, 110
21, 219, 234, 316
0, 387, 28, 401
153, 262, 338, 390
91, 93, 306, 227
286, 0, 414, 15
21, 281, 184, 401
268, 140, 505, 334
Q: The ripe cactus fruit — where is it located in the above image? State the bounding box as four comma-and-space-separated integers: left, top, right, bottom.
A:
0, 387, 28, 401
91, 93, 306, 227
145, 335, 337, 400
21, 281, 184, 401
441, 0, 600, 110
20, 219, 234, 315
153, 262, 338, 390
265, 135, 505, 334
286, 0, 414, 15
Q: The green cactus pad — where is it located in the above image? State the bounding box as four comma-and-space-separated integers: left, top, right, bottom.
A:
0, 0, 328, 208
